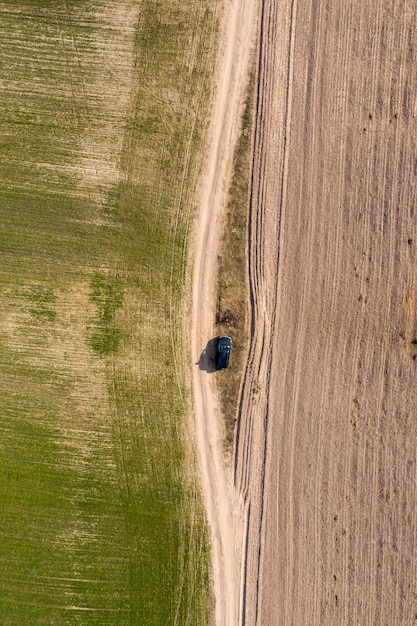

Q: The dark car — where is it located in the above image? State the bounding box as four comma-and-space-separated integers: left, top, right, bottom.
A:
215, 335, 232, 370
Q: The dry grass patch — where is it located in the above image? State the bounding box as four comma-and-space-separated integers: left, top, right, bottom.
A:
216, 70, 257, 448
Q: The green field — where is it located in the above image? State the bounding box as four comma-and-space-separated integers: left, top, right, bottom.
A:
0, 1, 217, 623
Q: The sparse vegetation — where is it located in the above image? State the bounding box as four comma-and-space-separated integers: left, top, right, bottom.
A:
216, 69, 257, 448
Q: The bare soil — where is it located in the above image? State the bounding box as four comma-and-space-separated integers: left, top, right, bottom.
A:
189, 0, 259, 623
235, 0, 417, 624
193, 0, 417, 624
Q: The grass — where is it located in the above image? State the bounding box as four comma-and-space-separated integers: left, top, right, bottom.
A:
0, 1, 218, 623
216, 68, 257, 449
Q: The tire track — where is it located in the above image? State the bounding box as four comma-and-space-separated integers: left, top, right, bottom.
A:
234, 0, 297, 623
189, 1, 259, 624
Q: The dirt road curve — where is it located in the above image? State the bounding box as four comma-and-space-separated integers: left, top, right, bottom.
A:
190, 0, 258, 624
235, 0, 417, 624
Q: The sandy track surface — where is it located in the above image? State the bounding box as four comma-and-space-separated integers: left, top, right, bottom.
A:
190, 0, 258, 624
235, 0, 417, 624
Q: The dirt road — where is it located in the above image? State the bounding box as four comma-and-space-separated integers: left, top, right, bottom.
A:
236, 0, 417, 624
190, 0, 258, 624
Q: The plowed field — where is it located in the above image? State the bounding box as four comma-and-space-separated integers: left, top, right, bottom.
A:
236, 1, 417, 623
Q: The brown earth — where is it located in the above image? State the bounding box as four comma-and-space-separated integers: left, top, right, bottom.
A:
235, 0, 417, 624
189, 0, 259, 624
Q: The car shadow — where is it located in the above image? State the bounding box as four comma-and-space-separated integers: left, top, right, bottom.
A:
197, 337, 218, 373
